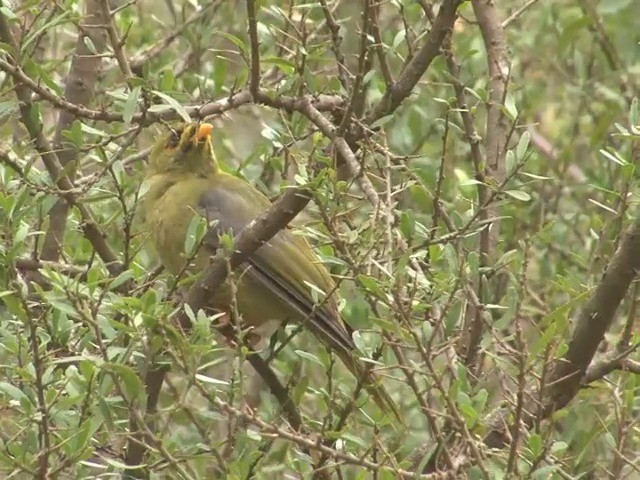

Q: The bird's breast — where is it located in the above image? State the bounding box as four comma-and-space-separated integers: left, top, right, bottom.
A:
144, 181, 200, 275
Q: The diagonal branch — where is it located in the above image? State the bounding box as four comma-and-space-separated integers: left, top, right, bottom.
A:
318, 0, 350, 90
99, 0, 135, 84
367, 0, 463, 123
128, 2, 218, 73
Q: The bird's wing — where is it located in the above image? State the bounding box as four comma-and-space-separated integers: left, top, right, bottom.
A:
197, 181, 355, 354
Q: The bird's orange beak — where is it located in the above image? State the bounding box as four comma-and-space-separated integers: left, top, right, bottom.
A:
194, 123, 213, 143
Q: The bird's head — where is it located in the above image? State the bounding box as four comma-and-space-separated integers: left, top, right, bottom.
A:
147, 122, 218, 175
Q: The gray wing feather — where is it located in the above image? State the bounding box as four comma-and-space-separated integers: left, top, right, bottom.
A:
198, 187, 355, 353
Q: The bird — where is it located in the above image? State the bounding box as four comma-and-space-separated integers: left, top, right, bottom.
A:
141, 121, 399, 419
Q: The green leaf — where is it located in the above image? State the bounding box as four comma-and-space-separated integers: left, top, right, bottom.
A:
27, 101, 41, 127
0, 6, 18, 20
516, 131, 530, 160
62, 119, 83, 147
531, 466, 561, 479
48, 298, 79, 318
80, 123, 109, 137
195, 373, 229, 386
362, 70, 376, 85
152, 90, 191, 122
503, 92, 518, 119
83, 36, 97, 54
213, 31, 247, 55
341, 433, 369, 448
550, 441, 568, 454
213, 55, 228, 95
27, 61, 63, 96
392, 30, 406, 50
292, 375, 309, 404
505, 190, 531, 202
399, 210, 415, 239
184, 214, 209, 257
159, 70, 175, 92
262, 56, 294, 75
294, 349, 323, 366
0, 381, 29, 403
599, 148, 626, 166
103, 363, 144, 402
69, 417, 102, 458
109, 270, 133, 291
528, 433, 542, 457
371, 114, 394, 129
357, 274, 384, 297
597, 0, 632, 14
122, 86, 140, 125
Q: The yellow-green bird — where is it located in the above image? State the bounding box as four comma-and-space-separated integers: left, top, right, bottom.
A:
142, 121, 398, 418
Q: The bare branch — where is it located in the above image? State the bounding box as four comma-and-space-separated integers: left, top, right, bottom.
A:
337, 0, 372, 135
501, 0, 543, 28
583, 345, 640, 383
579, 0, 633, 101
128, 2, 218, 73
14, 257, 88, 279
369, 0, 394, 90
213, 398, 461, 479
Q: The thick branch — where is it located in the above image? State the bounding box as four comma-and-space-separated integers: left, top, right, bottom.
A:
463, 0, 511, 368
182, 187, 313, 322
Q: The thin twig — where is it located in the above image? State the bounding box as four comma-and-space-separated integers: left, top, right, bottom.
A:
501, 0, 542, 28
99, 0, 135, 84
484, 214, 640, 448
246, 0, 261, 98
369, 0, 394, 90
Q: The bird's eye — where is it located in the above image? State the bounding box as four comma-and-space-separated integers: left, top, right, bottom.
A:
166, 128, 182, 148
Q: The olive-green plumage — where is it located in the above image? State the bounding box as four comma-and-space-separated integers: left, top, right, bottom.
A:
142, 122, 398, 418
